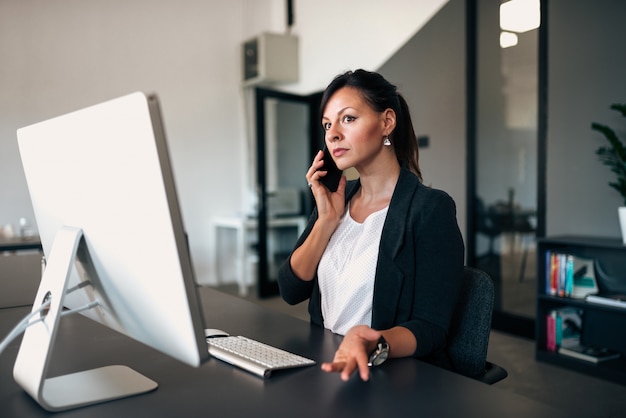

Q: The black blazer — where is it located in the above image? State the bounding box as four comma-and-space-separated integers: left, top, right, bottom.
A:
278, 166, 464, 360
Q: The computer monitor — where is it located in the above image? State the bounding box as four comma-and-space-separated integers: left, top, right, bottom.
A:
15, 92, 209, 411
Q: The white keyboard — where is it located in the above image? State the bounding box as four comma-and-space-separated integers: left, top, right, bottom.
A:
207, 335, 316, 378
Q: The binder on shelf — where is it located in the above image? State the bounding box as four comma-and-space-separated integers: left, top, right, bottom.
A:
571, 256, 598, 299
556, 307, 582, 348
558, 344, 621, 363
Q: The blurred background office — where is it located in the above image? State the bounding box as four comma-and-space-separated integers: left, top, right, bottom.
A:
1, 0, 625, 339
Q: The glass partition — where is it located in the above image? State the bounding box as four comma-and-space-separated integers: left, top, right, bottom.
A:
469, 0, 544, 337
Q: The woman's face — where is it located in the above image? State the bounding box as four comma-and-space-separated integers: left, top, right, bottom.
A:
321, 87, 394, 171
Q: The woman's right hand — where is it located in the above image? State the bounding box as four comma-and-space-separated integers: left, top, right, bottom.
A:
307, 150, 346, 227
288, 150, 347, 281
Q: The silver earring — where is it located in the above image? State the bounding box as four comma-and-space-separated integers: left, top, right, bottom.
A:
383, 136, 391, 146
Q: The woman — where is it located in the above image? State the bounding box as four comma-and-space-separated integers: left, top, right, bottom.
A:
277, 69, 464, 381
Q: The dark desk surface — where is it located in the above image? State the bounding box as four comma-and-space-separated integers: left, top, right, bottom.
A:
0, 287, 568, 418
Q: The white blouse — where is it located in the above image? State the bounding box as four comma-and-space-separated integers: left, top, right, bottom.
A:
317, 203, 389, 335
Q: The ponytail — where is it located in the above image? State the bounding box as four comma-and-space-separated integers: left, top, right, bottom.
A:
395, 94, 421, 181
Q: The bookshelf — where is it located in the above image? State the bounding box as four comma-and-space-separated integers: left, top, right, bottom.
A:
536, 236, 626, 385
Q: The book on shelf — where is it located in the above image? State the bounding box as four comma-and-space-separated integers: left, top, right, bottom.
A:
558, 343, 621, 363
545, 307, 582, 352
546, 311, 557, 352
544, 251, 598, 298
585, 293, 626, 309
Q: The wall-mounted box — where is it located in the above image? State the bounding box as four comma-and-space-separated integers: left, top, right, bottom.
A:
243, 33, 298, 85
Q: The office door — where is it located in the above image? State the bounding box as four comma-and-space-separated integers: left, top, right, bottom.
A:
255, 88, 322, 297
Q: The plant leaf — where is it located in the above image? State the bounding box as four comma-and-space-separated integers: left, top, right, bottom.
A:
591, 103, 626, 203
609, 103, 626, 117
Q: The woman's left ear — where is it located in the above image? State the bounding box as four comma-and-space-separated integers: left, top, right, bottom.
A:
383, 108, 396, 132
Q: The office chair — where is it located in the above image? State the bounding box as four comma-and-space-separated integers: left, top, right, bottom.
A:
447, 266, 508, 385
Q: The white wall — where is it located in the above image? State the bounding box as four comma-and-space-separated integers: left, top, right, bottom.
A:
379, 0, 467, 240
285, 0, 447, 95
0, 0, 248, 286
0, 0, 449, 285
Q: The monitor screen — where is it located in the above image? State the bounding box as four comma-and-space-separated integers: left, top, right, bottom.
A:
15, 92, 209, 411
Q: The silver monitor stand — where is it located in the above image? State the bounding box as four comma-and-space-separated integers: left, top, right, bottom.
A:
13, 227, 158, 412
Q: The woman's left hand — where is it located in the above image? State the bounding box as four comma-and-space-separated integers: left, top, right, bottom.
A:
321, 325, 381, 381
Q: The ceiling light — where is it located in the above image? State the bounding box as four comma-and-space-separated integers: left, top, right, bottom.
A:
500, 31, 519, 48
500, 0, 540, 33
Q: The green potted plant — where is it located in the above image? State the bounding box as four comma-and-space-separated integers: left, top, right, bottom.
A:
591, 103, 626, 244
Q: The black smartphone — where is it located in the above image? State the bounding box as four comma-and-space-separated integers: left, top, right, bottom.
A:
319, 146, 343, 192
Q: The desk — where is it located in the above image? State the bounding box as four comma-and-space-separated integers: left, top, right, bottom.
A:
0, 235, 42, 252
0, 251, 42, 308
0, 287, 569, 418
211, 216, 306, 296
0, 235, 42, 309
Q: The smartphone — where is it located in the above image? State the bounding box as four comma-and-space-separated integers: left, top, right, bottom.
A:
319, 146, 343, 192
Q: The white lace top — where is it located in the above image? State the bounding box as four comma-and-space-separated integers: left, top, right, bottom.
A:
317, 203, 389, 335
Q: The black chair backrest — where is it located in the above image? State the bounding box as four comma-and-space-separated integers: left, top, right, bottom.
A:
447, 267, 494, 377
